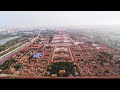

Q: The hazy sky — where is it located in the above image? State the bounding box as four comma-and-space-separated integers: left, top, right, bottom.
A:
0, 11, 120, 26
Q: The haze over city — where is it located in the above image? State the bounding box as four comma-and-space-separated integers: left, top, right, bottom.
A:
0, 11, 120, 27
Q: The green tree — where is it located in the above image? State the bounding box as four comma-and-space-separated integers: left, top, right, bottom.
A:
14, 64, 22, 70
48, 62, 75, 77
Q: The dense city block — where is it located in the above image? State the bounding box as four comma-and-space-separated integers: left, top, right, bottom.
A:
0, 28, 120, 78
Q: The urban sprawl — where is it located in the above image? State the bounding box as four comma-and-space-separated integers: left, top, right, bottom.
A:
0, 28, 120, 79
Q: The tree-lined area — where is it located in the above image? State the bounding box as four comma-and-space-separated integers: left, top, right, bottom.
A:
0, 59, 17, 70
48, 62, 75, 77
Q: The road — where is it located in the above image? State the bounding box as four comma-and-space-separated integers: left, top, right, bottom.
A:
0, 37, 37, 65
0, 42, 22, 55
